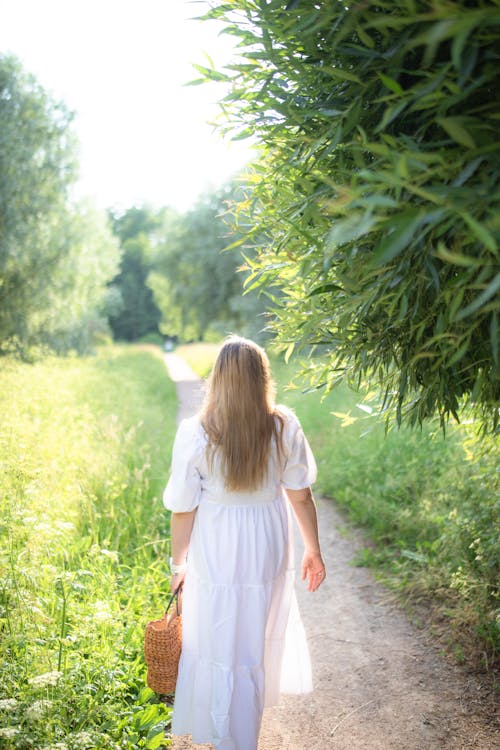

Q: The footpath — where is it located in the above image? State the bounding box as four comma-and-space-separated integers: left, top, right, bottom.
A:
163, 353, 499, 750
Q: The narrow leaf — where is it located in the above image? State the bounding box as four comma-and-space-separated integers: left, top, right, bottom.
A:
308, 283, 343, 297
437, 117, 476, 149
435, 242, 482, 267
378, 73, 403, 96
284, 341, 295, 363
448, 338, 470, 366
323, 66, 362, 84
456, 273, 500, 320
462, 213, 497, 253
491, 312, 498, 366
372, 211, 426, 266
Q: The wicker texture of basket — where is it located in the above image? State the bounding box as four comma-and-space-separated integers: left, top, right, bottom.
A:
144, 587, 182, 694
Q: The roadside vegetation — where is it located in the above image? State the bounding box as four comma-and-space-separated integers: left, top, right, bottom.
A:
0, 347, 178, 749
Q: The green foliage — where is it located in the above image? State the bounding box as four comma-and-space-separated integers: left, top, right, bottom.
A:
201, 1, 500, 432
108, 208, 164, 342
0, 347, 178, 747
150, 184, 268, 342
0, 55, 121, 356
38, 200, 121, 354
271, 355, 499, 661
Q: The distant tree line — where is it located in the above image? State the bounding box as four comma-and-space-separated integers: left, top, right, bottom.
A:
0, 54, 266, 358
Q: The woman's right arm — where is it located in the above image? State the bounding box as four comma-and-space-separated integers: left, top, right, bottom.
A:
169, 509, 197, 589
285, 487, 326, 592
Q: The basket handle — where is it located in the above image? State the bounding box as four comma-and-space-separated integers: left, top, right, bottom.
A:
165, 583, 183, 617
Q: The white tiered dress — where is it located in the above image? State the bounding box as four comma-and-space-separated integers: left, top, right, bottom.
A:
162, 405, 316, 750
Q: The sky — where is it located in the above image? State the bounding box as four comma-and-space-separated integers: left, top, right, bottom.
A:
0, 0, 256, 212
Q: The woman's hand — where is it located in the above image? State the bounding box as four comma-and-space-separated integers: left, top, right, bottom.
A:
170, 570, 186, 593
301, 550, 326, 592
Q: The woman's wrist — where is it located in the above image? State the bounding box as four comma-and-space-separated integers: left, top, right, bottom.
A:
169, 557, 187, 575
305, 545, 322, 556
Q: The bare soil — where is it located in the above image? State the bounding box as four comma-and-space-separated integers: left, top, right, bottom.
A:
163, 353, 499, 750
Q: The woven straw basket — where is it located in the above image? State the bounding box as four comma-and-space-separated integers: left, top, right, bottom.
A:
144, 587, 182, 694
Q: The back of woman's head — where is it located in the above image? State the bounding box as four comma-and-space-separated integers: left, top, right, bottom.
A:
201, 335, 283, 491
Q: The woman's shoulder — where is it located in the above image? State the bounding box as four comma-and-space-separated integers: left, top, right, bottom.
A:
174, 414, 206, 445
275, 403, 300, 424
274, 404, 303, 437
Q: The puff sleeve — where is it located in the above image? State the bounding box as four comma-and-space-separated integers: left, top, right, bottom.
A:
162, 417, 203, 512
280, 407, 317, 490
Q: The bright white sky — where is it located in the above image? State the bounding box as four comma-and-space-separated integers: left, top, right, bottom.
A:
0, 0, 256, 212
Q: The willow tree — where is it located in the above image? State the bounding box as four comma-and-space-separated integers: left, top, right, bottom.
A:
198, 0, 500, 431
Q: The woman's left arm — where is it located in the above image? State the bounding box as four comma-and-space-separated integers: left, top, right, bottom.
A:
170, 510, 196, 589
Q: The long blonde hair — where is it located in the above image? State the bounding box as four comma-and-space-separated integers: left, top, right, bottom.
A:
200, 335, 284, 491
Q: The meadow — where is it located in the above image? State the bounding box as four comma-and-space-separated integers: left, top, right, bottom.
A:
0, 347, 178, 749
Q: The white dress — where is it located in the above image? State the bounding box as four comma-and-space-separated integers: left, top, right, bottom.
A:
163, 405, 316, 750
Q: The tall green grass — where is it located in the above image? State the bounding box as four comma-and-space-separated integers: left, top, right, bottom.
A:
0, 346, 178, 749
174, 342, 499, 665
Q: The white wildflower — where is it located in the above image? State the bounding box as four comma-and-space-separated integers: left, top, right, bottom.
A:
0, 698, 18, 711
0, 727, 20, 738
92, 600, 114, 623
72, 730, 96, 747
40, 743, 69, 750
99, 548, 119, 562
26, 698, 53, 721
28, 670, 63, 687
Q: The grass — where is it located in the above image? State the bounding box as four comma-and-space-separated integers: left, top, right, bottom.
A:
175, 343, 221, 379
0, 346, 178, 749
175, 342, 499, 667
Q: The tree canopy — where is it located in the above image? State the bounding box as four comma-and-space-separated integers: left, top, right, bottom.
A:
149, 184, 268, 342
200, 0, 500, 432
107, 207, 163, 342
0, 55, 120, 355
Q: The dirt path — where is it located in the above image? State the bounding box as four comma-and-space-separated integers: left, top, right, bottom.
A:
163, 353, 499, 750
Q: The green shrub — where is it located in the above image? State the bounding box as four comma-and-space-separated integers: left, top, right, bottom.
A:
200, 0, 500, 432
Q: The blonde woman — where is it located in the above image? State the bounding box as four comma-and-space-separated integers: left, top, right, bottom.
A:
163, 335, 326, 750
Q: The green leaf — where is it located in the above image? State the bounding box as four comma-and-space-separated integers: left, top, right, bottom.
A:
191, 63, 228, 82
145, 725, 167, 750
375, 100, 408, 132
323, 66, 362, 84
435, 242, 482, 268
448, 338, 470, 366
328, 213, 378, 248
356, 25, 375, 49
461, 213, 497, 253
455, 273, 500, 321
452, 27, 472, 71
491, 312, 498, 366
437, 118, 476, 149
308, 283, 343, 297
284, 341, 295, 363
378, 73, 403, 96
372, 211, 426, 266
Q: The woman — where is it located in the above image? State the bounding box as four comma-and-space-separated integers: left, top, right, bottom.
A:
163, 335, 326, 750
